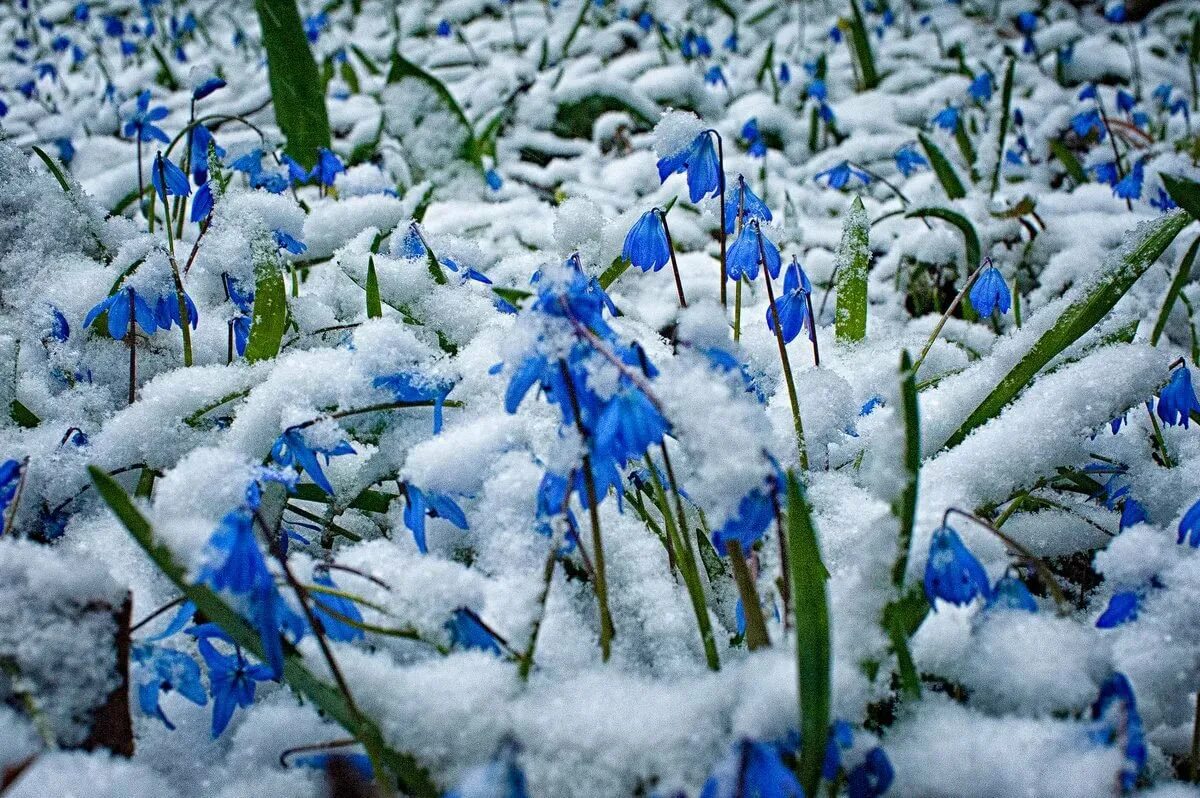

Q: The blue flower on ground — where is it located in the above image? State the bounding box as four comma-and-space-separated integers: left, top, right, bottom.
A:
656, 132, 721, 203
968, 72, 994, 103
403, 485, 468, 554
766, 259, 812, 344
779, 62, 791, 84
1119, 498, 1146, 531
1178, 498, 1200, 546
969, 265, 1011, 317
700, 739, 804, 798
270, 429, 355, 495
808, 78, 827, 101
727, 220, 782, 281
622, 210, 670, 272
436, 19, 452, 36
894, 144, 928, 176
1093, 161, 1120, 186
485, 168, 503, 190
986, 574, 1038, 612
829, 25, 843, 43
594, 385, 669, 467
151, 152, 190, 201
124, 90, 169, 143
132, 643, 207, 729
48, 307, 70, 342
310, 567, 365, 642
848, 747, 895, 798
1156, 365, 1200, 428
741, 118, 767, 157
0, 459, 22, 514
1089, 673, 1146, 792
309, 147, 345, 187
446, 608, 504, 655
199, 509, 273, 594
711, 486, 775, 556
84, 287, 159, 339
704, 65, 727, 88
1071, 108, 1105, 140
815, 160, 871, 190
932, 105, 959, 131
1079, 83, 1098, 101
1116, 89, 1136, 114
198, 638, 273, 737
1096, 591, 1139, 627
304, 12, 328, 43
924, 525, 991, 609
822, 720, 855, 779
373, 372, 455, 433
1104, 2, 1126, 23
724, 174, 773, 233
1113, 160, 1144, 200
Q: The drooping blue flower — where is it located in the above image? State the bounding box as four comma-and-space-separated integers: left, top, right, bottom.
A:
700, 739, 804, 798
303, 12, 328, 43
197, 637, 273, 737
47, 306, 70, 342
741, 118, 767, 157
274, 230, 307, 255
1096, 591, 1139, 627
1150, 187, 1178, 213
154, 291, 198, 331
1119, 498, 1146, 531
986, 574, 1038, 612
711, 486, 775, 556
373, 371, 455, 433
704, 65, 727, 88
1152, 83, 1173, 106
436, 19, 452, 37
594, 385, 669, 466
445, 608, 504, 655
822, 720, 855, 779
1113, 160, 1144, 200
724, 174, 773, 233
132, 643, 207, 729
1093, 161, 1120, 186
656, 132, 721, 203
0, 459, 23, 513
485, 168, 503, 190
83, 287, 159, 339
1116, 89, 1136, 114
779, 62, 791, 85
726, 220, 782, 281
894, 144, 928, 176
829, 25, 843, 43
1071, 108, 1105, 140
151, 152, 190, 202
622, 210, 670, 272
1178, 497, 1200, 547
192, 76, 225, 100
1156, 365, 1200, 428
969, 265, 1011, 317
847, 747, 895, 798
1079, 83, 1099, 101
124, 90, 169, 143
74, 2, 90, 21
191, 181, 214, 222
1104, 2, 1126, 23
310, 568, 365, 642
270, 429, 355, 495
189, 123, 225, 183
766, 259, 812, 344
1089, 673, 1145, 792
815, 160, 871, 190
967, 72, 994, 103
309, 147, 345, 187
200, 509, 273, 594
932, 105, 960, 131
924, 525, 991, 609
403, 485, 469, 554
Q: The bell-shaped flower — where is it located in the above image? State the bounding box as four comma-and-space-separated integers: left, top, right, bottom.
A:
969, 265, 1011, 317
622, 210, 671, 272
924, 525, 991, 609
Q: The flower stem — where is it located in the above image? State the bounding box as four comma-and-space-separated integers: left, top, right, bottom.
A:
1146, 404, 1173, 468
711, 130, 728, 308
656, 208, 688, 308
910, 258, 989, 376
156, 158, 193, 367
126, 288, 137, 406
733, 278, 743, 341
760, 241, 809, 470
726, 540, 771, 650
518, 534, 559, 681
803, 290, 821, 366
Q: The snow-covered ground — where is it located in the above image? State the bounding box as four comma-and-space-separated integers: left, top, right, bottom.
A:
1, 0, 1200, 795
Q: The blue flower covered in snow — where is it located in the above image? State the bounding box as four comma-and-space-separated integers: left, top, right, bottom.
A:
1156, 365, 1200, 428
198, 637, 273, 737
1178, 498, 1200, 547
151, 151, 190, 201
656, 131, 721, 203
1070, 108, 1105, 140
402, 484, 468, 554
766, 259, 812, 344
132, 643, 207, 729
924, 525, 991, 608
701, 739, 804, 798
373, 371, 456, 433
622, 209, 670, 272
986, 574, 1038, 613
727, 219, 782, 281
711, 481, 776, 556
969, 265, 1011, 317
932, 105, 959, 131
724, 174, 773, 233
1113, 160, 1144, 201
0, 459, 22, 513
311, 567, 365, 642
270, 428, 356, 495
1096, 591, 1139, 627
967, 72, 994, 103
84, 287, 160, 339
445, 608, 504, 655
1089, 672, 1145, 792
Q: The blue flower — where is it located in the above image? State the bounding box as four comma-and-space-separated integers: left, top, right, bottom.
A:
711, 486, 775, 556
932, 105, 959, 131
1096, 591, 1139, 627
594, 385, 669, 466
656, 132, 721, 203
191, 181, 214, 222
192, 76, 225, 100
373, 371, 455, 433
829, 25, 843, 43
815, 160, 872, 190
808, 78, 827, 101
1089, 673, 1145, 792
1116, 89, 1136, 114
309, 147, 345, 187
74, 2, 90, 21
151, 151, 190, 202
132, 643, 207, 729
1150, 187, 1177, 213
924, 526, 991, 609
1104, 2, 1126, 23
704, 65, 727, 87
894, 144, 928, 176
1178, 498, 1200, 546
986, 574, 1038, 612
485, 168, 503, 190
1119, 498, 1146, 531
969, 265, 1011, 317
847, 747, 895, 798
0, 459, 23, 514
303, 12, 327, 43
274, 230, 307, 254
700, 739, 804, 798
1156, 365, 1200, 428
445, 742, 529, 798
766, 259, 812, 344
403, 485, 468, 554
1071, 108, 1105, 140
822, 720, 855, 779
155, 292, 198, 331
124, 90, 169, 143
723, 32, 738, 52
199, 510, 273, 594
1093, 161, 1120, 186
967, 72, 994, 103
622, 210, 670, 272
1113, 160, 1144, 200
436, 19, 452, 37
445, 608, 503, 655
294, 753, 374, 781
779, 62, 791, 85
270, 429, 355, 495
724, 174, 773, 233
189, 123, 224, 183
198, 638, 273, 737
84, 287, 159, 339
741, 118, 767, 157
727, 220, 781, 281
311, 568, 365, 642
48, 306, 70, 342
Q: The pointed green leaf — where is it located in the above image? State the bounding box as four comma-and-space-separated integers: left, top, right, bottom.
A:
255, 0, 331, 170
387, 51, 482, 170
1151, 237, 1200, 346
905, 206, 981, 270
366, 256, 382, 319
989, 59, 1015, 196
1162, 173, 1200, 221
918, 133, 966, 200
1049, 139, 1087, 186
835, 196, 870, 342
9, 399, 39, 429
31, 145, 71, 192
243, 263, 288, 363
847, 0, 879, 90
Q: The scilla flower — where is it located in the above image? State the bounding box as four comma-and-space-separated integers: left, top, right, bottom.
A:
724, 174, 772, 233
969, 265, 1011, 317
701, 739, 803, 798
766, 259, 811, 343
1156, 364, 1200, 428
622, 209, 670, 272
402, 484, 468, 554
727, 219, 781, 281
198, 637, 273, 737
894, 144, 927, 176
986, 574, 1038, 612
84, 286, 159, 339
1177, 497, 1200, 547
656, 131, 721, 203
815, 161, 871, 190
1096, 591, 1138, 627
151, 152, 190, 201
270, 428, 355, 495
124, 89, 169, 143
924, 526, 991, 608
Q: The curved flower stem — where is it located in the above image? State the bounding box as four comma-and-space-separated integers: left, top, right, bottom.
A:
656, 208, 688, 308
708, 129, 729, 307
519, 521, 563, 681
803, 290, 821, 366
130, 595, 187, 634
910, 258, 990, 376
288, 400, 460, 432
559, 360, 614, 661
943, 507, 1070, 613
1145, 404, 1173, 468
126, 289, 137, 405
726, 540, 770, 649
759, 235, 809, 470
1094, 95, 1132, 212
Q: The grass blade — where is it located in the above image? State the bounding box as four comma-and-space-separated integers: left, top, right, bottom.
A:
786, 472, 831, 798
989, 59, 1015, 196
387, 51, 482, 170
906, 206, 981, 270
244, 262, 288, 363
255, 0, 331, 170
944, 209, 1190, 449
31, 145, 71, 192
891, 351, 919, 588
918, 132, 966, 200
365, 255, 383, 319
835, 196, 870, 342
1151, 237, 1199, 346
1163, 173, 1200, 220
1049, 139, 1087, 187
87, 467, 438, 796
846, 0, 879, 90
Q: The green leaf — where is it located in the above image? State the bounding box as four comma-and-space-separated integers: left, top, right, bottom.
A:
881, 585, 928, 700
835, 196, 870, 343
707, 0, 737, 19
348, 43, 382, 76
1151, 236, 1200, 346
906, 206, 981, 270
243, 263, 288, 363
87, 467, 438, 796
255, 0, 331, 170
291, 482, 396, 513
552, 94, 655, 140
387, 51, 482, 170
918, 133, 966, 200
1162, 173, 1200, 221
953, 120, 978, 182
9, 399, 39, 429
989, 59, 1015, 196
149, 44, 180, 90
891, 351, 919, 589
365, 256, 382, 319
31, 145, 71, 192
846, 0, 879, 90
786, 472, 831, 798
491, 286, 532, 310
560, 0, 590, 59
338, 58, 361, 95
599, 256, 631, 290
1049, 139, 1087, 186
943, 210, 1190, 449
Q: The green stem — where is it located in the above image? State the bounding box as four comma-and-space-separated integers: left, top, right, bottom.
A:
726, 541, 770, 649
761, 255, 809, 470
